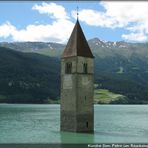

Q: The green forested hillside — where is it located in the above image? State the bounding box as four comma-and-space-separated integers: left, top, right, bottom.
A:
0, 47, 60, 103
94, 55, 148, 103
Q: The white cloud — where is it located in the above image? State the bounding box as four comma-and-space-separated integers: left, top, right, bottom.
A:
0, 22, 16, 38
0, 2, 74, 43
122, 32, 147, 42
0, 20, 74, 43
32, 2, 69, 20
103, 2, 148, 29
72, 9, 116, 28
73, 2, 148, 42
11, 19, 73, 43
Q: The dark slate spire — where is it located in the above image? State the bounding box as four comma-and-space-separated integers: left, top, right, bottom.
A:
62, 20, 94, 58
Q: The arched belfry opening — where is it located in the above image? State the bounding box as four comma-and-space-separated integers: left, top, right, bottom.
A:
60, 18, 94, 133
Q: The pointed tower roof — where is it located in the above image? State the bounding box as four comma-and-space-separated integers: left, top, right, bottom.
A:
62, 20, 94, 58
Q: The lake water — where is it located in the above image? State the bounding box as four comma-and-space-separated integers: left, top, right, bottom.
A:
0, 104, 148, 143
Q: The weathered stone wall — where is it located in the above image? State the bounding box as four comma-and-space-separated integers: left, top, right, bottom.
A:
61, 56, 94, 133
60, 111, 77, 132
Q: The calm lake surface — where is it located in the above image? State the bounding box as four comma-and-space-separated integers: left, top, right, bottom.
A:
0, 104, 148, 143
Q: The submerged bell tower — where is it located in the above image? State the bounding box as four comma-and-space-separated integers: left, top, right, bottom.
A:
60, 19, 94, 133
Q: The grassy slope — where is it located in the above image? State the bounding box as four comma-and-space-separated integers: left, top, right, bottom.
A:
94, 89, 128, 104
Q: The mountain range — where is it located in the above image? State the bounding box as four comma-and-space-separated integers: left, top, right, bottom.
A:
0, 38, 148, 104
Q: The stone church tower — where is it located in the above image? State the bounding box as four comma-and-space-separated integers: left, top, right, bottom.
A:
60, 19, 94, 133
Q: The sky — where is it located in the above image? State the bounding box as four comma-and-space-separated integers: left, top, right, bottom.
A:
0, 1, 148, 43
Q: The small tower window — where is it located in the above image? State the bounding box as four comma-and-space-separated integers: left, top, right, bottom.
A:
86, 122, 88, 128
65, 62, 72, 74
85, 96, 86, 101
83, 63, 88, 74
